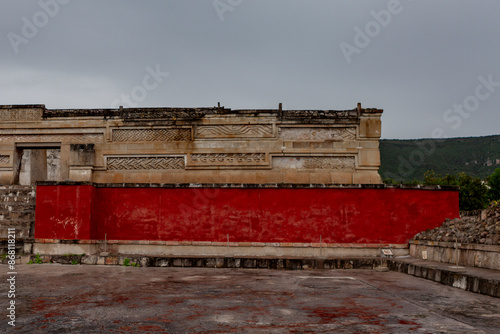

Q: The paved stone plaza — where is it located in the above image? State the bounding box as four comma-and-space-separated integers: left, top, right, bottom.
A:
1, 265, 499, 333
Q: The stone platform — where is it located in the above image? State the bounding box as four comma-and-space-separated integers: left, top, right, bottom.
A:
13, 254, 500, 298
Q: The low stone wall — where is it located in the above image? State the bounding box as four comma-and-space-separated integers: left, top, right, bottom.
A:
409, 240, 500, 270
0, 185, 35, 256
26, 239, 409, 259
0, 185, 36, 240
17, 254, 386, 271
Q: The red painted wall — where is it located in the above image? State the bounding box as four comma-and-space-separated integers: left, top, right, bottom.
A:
35, 185, 459, 244
35, 185, 95, 240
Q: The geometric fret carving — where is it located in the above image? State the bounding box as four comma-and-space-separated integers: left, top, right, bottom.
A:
280, 127, 356, 141
106, 156, 185, 170
0, 134, 104, 143
273, 156, 355, 170
0, 155, 10, 165
0, 109, 42, 121
112, 128, 191, 142
196, 125, 273, 138
188, 153, 268, 167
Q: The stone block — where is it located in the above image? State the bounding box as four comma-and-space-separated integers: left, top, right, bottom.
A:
227, 258, 241, 268
330, 172, 352, 184
285, 259, 302, 270
215, 258, 225, 268
139, 257, 152, 267
155, 258, 171, 267
243, 259, 257, 268
352, 171, 381, 184
359, 117, 381, 138
358, 149, 380, 167
81, 255, 98, 265
257, 259, 269, 268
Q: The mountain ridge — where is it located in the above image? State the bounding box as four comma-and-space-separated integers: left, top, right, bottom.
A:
379, 134, 500, 182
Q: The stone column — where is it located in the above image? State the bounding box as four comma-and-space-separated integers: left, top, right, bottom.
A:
60, 144, 71, 181
30, 149, 48, 184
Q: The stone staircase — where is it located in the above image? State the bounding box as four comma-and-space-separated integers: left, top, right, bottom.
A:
0, 185, 36, 254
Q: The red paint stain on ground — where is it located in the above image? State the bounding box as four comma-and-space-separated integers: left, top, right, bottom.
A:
144, 317, 173, 323
307, 306, 388, 327
136, 325, 167, 332
114, 296, 129, 303
44, 311, 65, 318
399, 319, 422, 331
31, 299, 48, 311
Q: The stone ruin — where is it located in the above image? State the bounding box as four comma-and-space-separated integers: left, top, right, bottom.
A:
0, 103, 383, 186
414, 202, 500, 245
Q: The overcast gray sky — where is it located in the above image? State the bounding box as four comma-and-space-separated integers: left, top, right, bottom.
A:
1, 0, 499, 139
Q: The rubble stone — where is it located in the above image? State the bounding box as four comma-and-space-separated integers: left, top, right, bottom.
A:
414, 202, 500, 245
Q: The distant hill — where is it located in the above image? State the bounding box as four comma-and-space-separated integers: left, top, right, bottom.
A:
379, 135, 500, 182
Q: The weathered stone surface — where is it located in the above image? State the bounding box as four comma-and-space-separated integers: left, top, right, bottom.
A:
273, 156, 355, 170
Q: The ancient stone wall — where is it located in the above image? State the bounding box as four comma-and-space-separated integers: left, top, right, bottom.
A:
0, 104, 383, 185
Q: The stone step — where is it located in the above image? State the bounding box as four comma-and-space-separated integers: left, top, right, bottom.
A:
0, 191, 36, 196
387, 258, 500, 298
0, 195, 35, 198
0, 211, 35, 220
0, 188, 36, 196
0, 198, 36, 210
0, 188, 34, 193
0, 228, 32, 239
0, 203, 36, 211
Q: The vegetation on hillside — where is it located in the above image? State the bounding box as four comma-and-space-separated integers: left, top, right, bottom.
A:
487, 168, 500, 202
379, 135, 500, 182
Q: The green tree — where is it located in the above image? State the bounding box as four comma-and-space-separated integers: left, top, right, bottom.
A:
423, 170, 442, 185
487, 168, 500, 201
424, 171, 489, 211
456, 173, 489, 211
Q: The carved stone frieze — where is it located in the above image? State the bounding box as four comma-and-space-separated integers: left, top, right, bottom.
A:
195, 125, 273, 139
187, 153, 268, 167
106, 156, 185, 170
0, 134, 104, 143
112, 128, 191, 142
273, 156, 355, 170
0, 155, 10, 165
0, 109, 42, 121
280, 127, 356, 141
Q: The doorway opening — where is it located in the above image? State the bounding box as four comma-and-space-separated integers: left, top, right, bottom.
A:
14, 144, 61, 185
